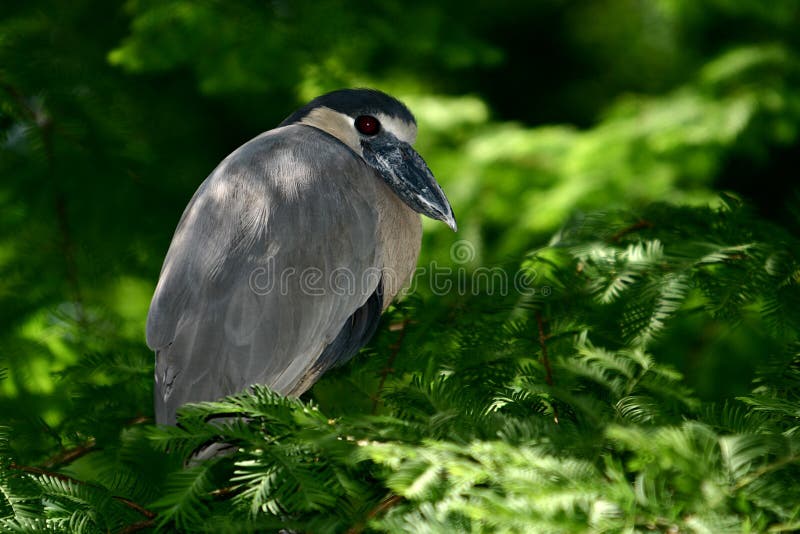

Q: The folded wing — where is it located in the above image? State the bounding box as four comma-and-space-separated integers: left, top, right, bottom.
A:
146, 125, 383, 424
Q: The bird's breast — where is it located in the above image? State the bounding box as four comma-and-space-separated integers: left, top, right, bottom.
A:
373, 179, 423, 309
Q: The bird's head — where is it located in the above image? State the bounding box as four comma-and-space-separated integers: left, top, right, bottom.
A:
281, 88, 457, 231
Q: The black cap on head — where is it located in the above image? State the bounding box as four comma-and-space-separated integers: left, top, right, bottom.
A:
280, 88, 416, 126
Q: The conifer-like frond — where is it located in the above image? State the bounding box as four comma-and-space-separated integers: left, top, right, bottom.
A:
4, 200, 800, 532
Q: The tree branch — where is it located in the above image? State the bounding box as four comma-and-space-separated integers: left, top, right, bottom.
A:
733, 453, 800, 491
609, 219, 653, 243
116, 519, 156, 534
372, 319, 410, 414
347, 493, 404, 533
40, 438, 97, 469
1, 79, 85, 324
9, 463, 156, 520
535, 311, 559, 424
113, 497, 156, 519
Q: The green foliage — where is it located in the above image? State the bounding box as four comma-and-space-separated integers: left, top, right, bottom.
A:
3, 202, 800, 532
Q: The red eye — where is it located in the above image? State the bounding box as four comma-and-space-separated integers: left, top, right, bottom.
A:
355, 115, 380, 135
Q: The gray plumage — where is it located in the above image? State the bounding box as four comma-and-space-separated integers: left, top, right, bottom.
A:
147, 89, 455, 425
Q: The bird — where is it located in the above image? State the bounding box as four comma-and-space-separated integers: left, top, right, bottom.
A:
146, 89, 456, 425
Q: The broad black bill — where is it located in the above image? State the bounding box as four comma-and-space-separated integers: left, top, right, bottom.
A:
362, 137, 457, 231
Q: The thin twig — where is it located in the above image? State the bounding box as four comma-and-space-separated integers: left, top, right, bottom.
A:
535, 311, 559, 424
126, 415, 151, 426
347, 493, 404, 533
366, 494, 403, 520
609, 219, 653, 243
733, 453, 800, 491
113, 497, 156, 519
40, 438, 97, 469
9, 463, 156, 519
39, 416, 148, 469
210, 484, 244, 499
54, 185, 86, 324
1, 79, 85, 324
116, 519, 156, 534
0, 79, 84, 148
0, 81, 38, 122
371, 319, 410, 414
10, 462, 74, 482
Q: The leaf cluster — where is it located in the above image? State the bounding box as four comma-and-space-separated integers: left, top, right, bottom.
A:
3, 200, 799, 532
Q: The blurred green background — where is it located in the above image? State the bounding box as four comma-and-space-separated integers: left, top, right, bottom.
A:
1, 0, 799, 446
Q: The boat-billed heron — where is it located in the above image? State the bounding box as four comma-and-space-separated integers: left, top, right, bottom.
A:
146, 89, 456, 424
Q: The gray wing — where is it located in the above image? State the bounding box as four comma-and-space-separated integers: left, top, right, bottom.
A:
146, 125, 383, 424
